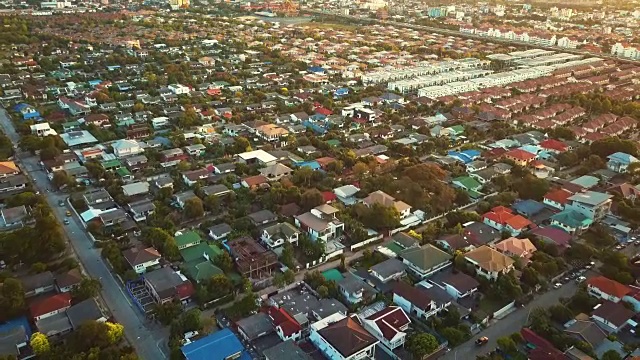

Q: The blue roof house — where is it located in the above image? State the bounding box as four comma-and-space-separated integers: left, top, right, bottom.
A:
0, 316, 32, 359
334, 88, 349, 98
88, 79, 103, 88
448, 149, 480, 164
607, 152, 639, 173
512, 199, 545, 218
13, 103, 41, 121
181, 328, 251, 360
307, 66, 326, 74
296, 160, 321, 170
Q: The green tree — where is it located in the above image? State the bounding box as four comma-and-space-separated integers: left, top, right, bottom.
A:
184, 197, 205, 219
317, 285, 329, 298
214, 252, 234, 272
0, 278, 25, 321
601, 350, 623, 360
496, 336, 518, 355
154, 301, 183, 325
52, 171, 73, 189
439, 327, 467, 346
71, 277, 103, 301
300, 188, 324, 211
29, 332, 50, 355
406, 333, 439, 359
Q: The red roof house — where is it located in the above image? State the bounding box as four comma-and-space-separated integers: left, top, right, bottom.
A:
503, 149, 537, 166
539, 139, 568, 153
361, 306, 410, 349
268, 307, 302, 341
586, 276, 631, 302
30, 293, 72, 321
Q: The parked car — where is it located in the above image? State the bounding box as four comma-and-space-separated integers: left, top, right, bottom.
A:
476, 337, 489, 346
65, 210, 71, 217
553, 283, 562, 289
58, 200, 65, 207
63, 219, 70, 225
576, 276, 586, 283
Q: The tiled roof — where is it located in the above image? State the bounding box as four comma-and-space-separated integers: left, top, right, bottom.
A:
317, 317, 377, 357
30, 293, 72, 319
586, 276, 631, 298
464, 245, 515, 273
544, 188, 573, 204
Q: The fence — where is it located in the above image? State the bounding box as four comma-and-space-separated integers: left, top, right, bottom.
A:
493, 300, 517, 319
349, 233, 384, 251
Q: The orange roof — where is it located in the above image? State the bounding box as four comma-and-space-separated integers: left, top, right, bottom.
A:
587, 276, 631, 298
504, 149, 536, 161
504, 215, 532, 230
544, 188, 572, 204
0, 161, 18, 175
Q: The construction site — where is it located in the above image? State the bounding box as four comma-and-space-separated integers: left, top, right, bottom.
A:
227, 236, 279, 280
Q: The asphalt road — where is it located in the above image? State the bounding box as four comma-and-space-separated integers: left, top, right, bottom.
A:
439, 278, 582, 360
0, 107, 167, 360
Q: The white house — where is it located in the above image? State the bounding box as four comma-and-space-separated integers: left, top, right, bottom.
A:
309, 313, 378, 360
392, 281, 450, 321
565, 191, 612, 221
123, 247, 162, 274
112, 139, 143, 158
359, 306, 410, 354
295, 204, 345, 242
464, 246, 515, 280
260, 222, 300, 249
586, 276, 631, 303
168, 84, 190, 95
30, 123, 57, 137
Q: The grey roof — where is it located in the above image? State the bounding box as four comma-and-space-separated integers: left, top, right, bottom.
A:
263, 340, 313, 360
270, 290, 320, 318
209, 223, 232, 237
263, 222, 299, 238
144, 267, 184, 299
418, 284, 453, 306
337, 272, 377, 296
392, 232, 419, 249
202, 184, 231, 197
129, 198, 155, 214
314, 298, 348, 320
20, 271, 55, 292
35, 312, 71, 337
236, 312, 274, 340
568, 191, 612, 206
369, 258, 406, 279
99, 208, 128, 223
400, 245, 452, 271
0, 322, 26, 357
248, 209, 277, 224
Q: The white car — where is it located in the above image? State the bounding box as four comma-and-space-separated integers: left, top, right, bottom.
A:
553, 283, 562, 289
576, 276, 587, 283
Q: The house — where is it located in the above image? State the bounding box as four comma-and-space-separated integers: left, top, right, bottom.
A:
464, 246, 515, 280
99, 209, 128, 227
359, 306, 410, 354
54, 268, 82, 293
208, 223, 232, 241
242, 175, 269, 189
237, 150, 277, 166
173, 191, 198, 209
520, 328, 567, 360
503, 148, 537, 166
564, 320, 607, 351
0, 317, 32, 359
565, 191, 612, 221
236, 313, 274, 341
175, 231, 202, 250
112, 139, 143, 158
261, 222, 300, 249
182, 168, 211, 187
144, 267, 193, 305
309, 313, 378, 360
123, 247, 161, 274
30, 123, 57, 137
268, 307, 303, 342
0, 161, 19, 178
392, 281, 449, 321
260, 163, 293, 181
336, 272, 376, 304
295, 204, 345, 242
20, 271, 55, 298
550, 210, 592, 234
544, 188, 573, 210
122, 182, 150, 197
399, 245, 452, 279
29, 293, 72, 321
369, 258, 406, 284
429, 271, 479, 300
0, 205, 28, 227
264, 340, 311, 360
586, 276, 631, 303
333, 185, 360, 205
227, 237, 278, 279
363, 190, 412, 219
607, 152, 639, 173
181, 328, 250, 360
66, 298, 106, 330
202, 184, 232, 198
212, 162, 236, 174
482, 206, 534, 235
494, 237, 537, 263
184, 144, 206, 157
248, 210, 278, 227
463, 222, 500, 246
128, 198, 155, 222
435, 234, 473, 252
608, 183, 640, 200
452, 176, 483, 198
590, 301, 636, 333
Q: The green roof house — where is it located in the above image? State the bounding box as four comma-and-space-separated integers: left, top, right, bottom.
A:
176, 231, 202, 250
101, 159, 122, 171
180, 242, 224, 283
550, 210, 592, 234
399, 245, 452, 279
452, 176, 483, 199
184, 262, 224, 283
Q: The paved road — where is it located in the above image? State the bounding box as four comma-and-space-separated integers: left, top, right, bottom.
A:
439, 279, 582, 360
0, 107, 167, 360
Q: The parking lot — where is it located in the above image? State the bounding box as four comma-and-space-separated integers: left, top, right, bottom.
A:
127, 280, 155, 313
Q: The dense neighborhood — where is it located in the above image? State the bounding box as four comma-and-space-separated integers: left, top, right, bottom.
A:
1, 2, 640, 360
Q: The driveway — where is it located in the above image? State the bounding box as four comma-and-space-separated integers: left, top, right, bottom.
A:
439, 277, 584, 359
0, 106, 167, 360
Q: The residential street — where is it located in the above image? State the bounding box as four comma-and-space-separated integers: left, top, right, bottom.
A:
0, 106, 167, 360
439, 279, 582, 359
